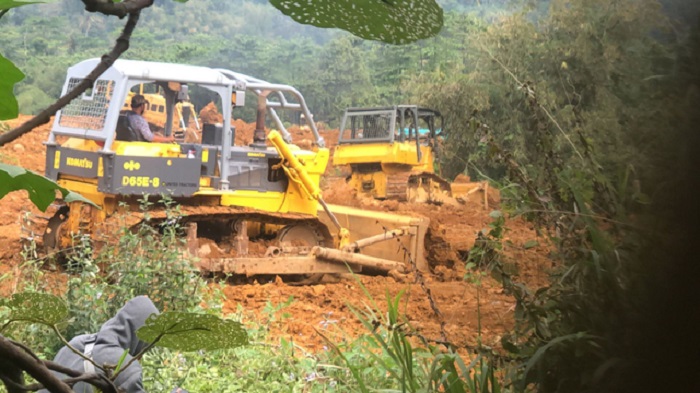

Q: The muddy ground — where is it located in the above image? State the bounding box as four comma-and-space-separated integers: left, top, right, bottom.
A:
0, 115, 554, 352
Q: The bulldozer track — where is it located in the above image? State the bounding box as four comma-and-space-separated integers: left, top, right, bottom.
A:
386, 172, 452, 203
386, 173, 412, 201
72, 204, 334, 257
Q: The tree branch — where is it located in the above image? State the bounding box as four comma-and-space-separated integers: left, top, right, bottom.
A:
111, 332, 163, 381
0, 345, 119, 393
81, 0, 154, 18
23, 372, 118, 393
43, 360, 84, 377
0, 9, 144, 147
51, 326, 106, 374
0, 335, 73, 393
6, 338, 41, 362
0, 374, 26, 393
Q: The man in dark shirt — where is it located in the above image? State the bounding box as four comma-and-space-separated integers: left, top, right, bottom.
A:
128, 95, 175, 143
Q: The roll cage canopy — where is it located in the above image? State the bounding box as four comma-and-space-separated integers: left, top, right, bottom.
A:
49, 58, 323, 150
338, 105, 443, 144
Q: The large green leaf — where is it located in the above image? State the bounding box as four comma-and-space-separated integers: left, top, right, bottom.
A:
0, 0, 45, 11
4, 292, 69, 326
269, 0, 443, 44
0, 53, 24, 120
137, 312, 248, 352
0, 163, 97, 211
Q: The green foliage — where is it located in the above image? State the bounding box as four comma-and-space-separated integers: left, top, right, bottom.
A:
15, 85, 55, 115
60, 198, 211, 335
307, 36, 379, 125
2, 292, 68, 327
467, 210, 506, 273
318, 276, 502, 393
409, 0, 673, 191
269, 0, 443, 44
0, 0, 44, 11
3, 199, 218, 356
0, 163, 96, 211
0, 291, 247, 354
143, 341, 327, 392
139, 297, 334, 392
0, 0, 443, 120
138, 312, 247, 352
1, 201, 251, 392
0, 53, 24, 119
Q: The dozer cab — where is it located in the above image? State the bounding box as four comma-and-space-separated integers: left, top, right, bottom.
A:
333, 105, 453, 204
120, 85, 200, 142
35, 59, 430, 277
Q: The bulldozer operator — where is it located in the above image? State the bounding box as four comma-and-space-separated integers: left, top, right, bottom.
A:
126, 94, 175, 143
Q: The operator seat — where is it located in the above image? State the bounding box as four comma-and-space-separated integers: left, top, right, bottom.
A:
115, 111, 146, 142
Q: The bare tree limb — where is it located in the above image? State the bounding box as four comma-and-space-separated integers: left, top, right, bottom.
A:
42, 360, 119, 392
7, 337, 42, 362
81, 0, 154, 18
23, 372, 118, 393
0, 346, 119, 393
0, 9, 146, 147
0, 374, 25, 393
111, 331, 164, 381
0, 335, 73, 393
51, 326, 106, 374
43, 360, 84, 378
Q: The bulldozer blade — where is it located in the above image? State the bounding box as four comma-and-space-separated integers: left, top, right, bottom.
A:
196, 256, 362, 276
313, 246, 406, 273
318, 203, 430, 271
195, 247, 407, 276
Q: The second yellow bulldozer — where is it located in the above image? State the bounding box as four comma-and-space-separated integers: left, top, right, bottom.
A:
333, 105, 454, 204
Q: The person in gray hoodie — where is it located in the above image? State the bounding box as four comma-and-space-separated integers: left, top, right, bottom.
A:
39, 296, 159, 393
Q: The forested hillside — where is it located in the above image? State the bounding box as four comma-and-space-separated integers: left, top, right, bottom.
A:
2, 1, 697, 114
2, 0, 697, 133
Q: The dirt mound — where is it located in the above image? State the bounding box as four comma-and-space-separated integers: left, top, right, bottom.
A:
322, 177, 362, 208
222, 273, 516, 352
199, 102, 223, 124
322, 177, 551, 287
232, 119, 256, 145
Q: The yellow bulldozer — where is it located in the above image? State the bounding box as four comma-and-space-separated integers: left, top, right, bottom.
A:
30, 59, 430, 277
333, 105, 458, 204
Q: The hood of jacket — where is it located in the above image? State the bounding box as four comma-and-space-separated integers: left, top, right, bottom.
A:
96, 295, 159, 356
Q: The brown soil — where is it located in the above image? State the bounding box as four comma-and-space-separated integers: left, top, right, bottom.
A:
0, 115, 555, 352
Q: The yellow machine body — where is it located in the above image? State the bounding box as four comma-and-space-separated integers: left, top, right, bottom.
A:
37, 59, 430, 276
333, 142, 437, 199
332, 106, 449, 202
